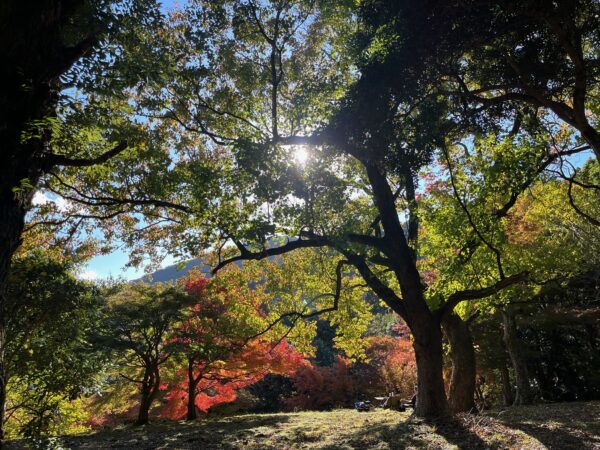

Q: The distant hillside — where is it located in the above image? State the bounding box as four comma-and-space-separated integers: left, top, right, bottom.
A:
138, 258, 210, 283
140, 238, 294, 283
139, 257, 248, 283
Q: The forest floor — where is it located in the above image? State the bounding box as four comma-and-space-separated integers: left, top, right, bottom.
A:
6, 401, 600, 449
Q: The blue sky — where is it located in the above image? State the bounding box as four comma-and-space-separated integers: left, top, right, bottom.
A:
79, 0, 180, 281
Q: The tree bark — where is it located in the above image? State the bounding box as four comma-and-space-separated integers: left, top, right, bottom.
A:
499, 359, 514, 407
0, 2, 96, 442
349, 163, 450, 418
186, 357, 198, 420
442, 313, 476, 413
579, 123, 600, 162
0, 191, 32, 442
502, 309, 534, 405
136, 366, 160, 426
411, 321, 449, 417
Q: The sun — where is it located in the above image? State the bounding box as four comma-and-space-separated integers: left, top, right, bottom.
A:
293, 145, 309, 166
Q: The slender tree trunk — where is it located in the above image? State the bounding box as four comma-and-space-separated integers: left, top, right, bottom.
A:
136, 366, 160, 426
499, 359, 514, 407
136, 372, 152, 426
411, 320, 449, 417
186, 357, 198, 420
501, 309, 534, 405
442, 313, 476, 413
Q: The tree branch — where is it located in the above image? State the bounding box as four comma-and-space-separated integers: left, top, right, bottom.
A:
46, 141, 128, 168
212, 235, 330, 274
437, 271, 529, 319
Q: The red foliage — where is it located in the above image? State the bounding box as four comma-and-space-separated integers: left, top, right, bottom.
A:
162, 340, 303, 419
159, 272, 308, 419
363, 336, 417, 398
184, 275, 209, 297
288, 357, 356, 410
288, 336, 416, 410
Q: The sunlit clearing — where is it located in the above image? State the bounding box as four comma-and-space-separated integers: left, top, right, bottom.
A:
293, 145, 309, 166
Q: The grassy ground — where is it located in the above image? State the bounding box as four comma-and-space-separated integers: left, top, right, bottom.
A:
7, 401, 600, 449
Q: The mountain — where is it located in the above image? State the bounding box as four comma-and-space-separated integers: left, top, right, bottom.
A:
138, 258, 210, 283
140, 238, 296, 283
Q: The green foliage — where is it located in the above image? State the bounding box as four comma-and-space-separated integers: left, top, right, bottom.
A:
261, 250, 373, 359
4, 253, 105, 439
96, 282, 191, 366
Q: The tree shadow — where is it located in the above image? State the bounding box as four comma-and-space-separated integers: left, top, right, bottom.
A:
56, 414, 292, 449
493, 402, 600, 450
507, 421, 598, 450
421, 415, 491, 450
319, 418, 427, 450
321, 412, 491, 450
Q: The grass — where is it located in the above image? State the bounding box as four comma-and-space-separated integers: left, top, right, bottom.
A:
6, 401, 600, 449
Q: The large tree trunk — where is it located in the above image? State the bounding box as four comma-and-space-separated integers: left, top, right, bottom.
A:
186, 357, 198, 420
442, 313, 476, 413
350, 163, 450, 418
502, 309, 534, 405
411, 321, 449, 417
0, 3, 101, 444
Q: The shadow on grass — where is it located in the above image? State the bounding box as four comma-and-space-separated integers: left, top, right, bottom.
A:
319, 419, 425, 450
494, 402, 600, 450
59, 415, 292, 450
422, 416, 490, 450
321, 412, 490, 450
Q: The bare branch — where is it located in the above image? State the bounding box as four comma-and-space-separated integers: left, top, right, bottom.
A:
567, 178, 600, 227
48, 173, 190, 213
245, 259, 349, 341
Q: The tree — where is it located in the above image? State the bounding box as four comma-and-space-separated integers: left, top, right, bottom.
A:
3, 252, 104, 439
98, 282, 190, 425
166, 264, 312, 420
0, 0, 167, 440
110, 0, 531, 418
163, 338, 303, 419
354, 0, 600, 159
171, 270, 275, 420
419, 127, 600, 406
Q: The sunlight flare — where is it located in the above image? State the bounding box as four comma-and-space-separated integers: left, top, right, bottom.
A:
293, 145, 309, 166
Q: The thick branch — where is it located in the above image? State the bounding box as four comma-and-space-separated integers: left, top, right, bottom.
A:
45, 141, 128, 168
438, 271, 529, 319
341, 250, 407, 318
212, 235, 330, 273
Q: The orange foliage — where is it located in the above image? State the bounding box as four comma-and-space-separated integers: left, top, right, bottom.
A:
364, 336, 417, 398
162, 340, 303, 419
288, 336, 416, 410
505, 196, 543, 245
287, 356, 356, 410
